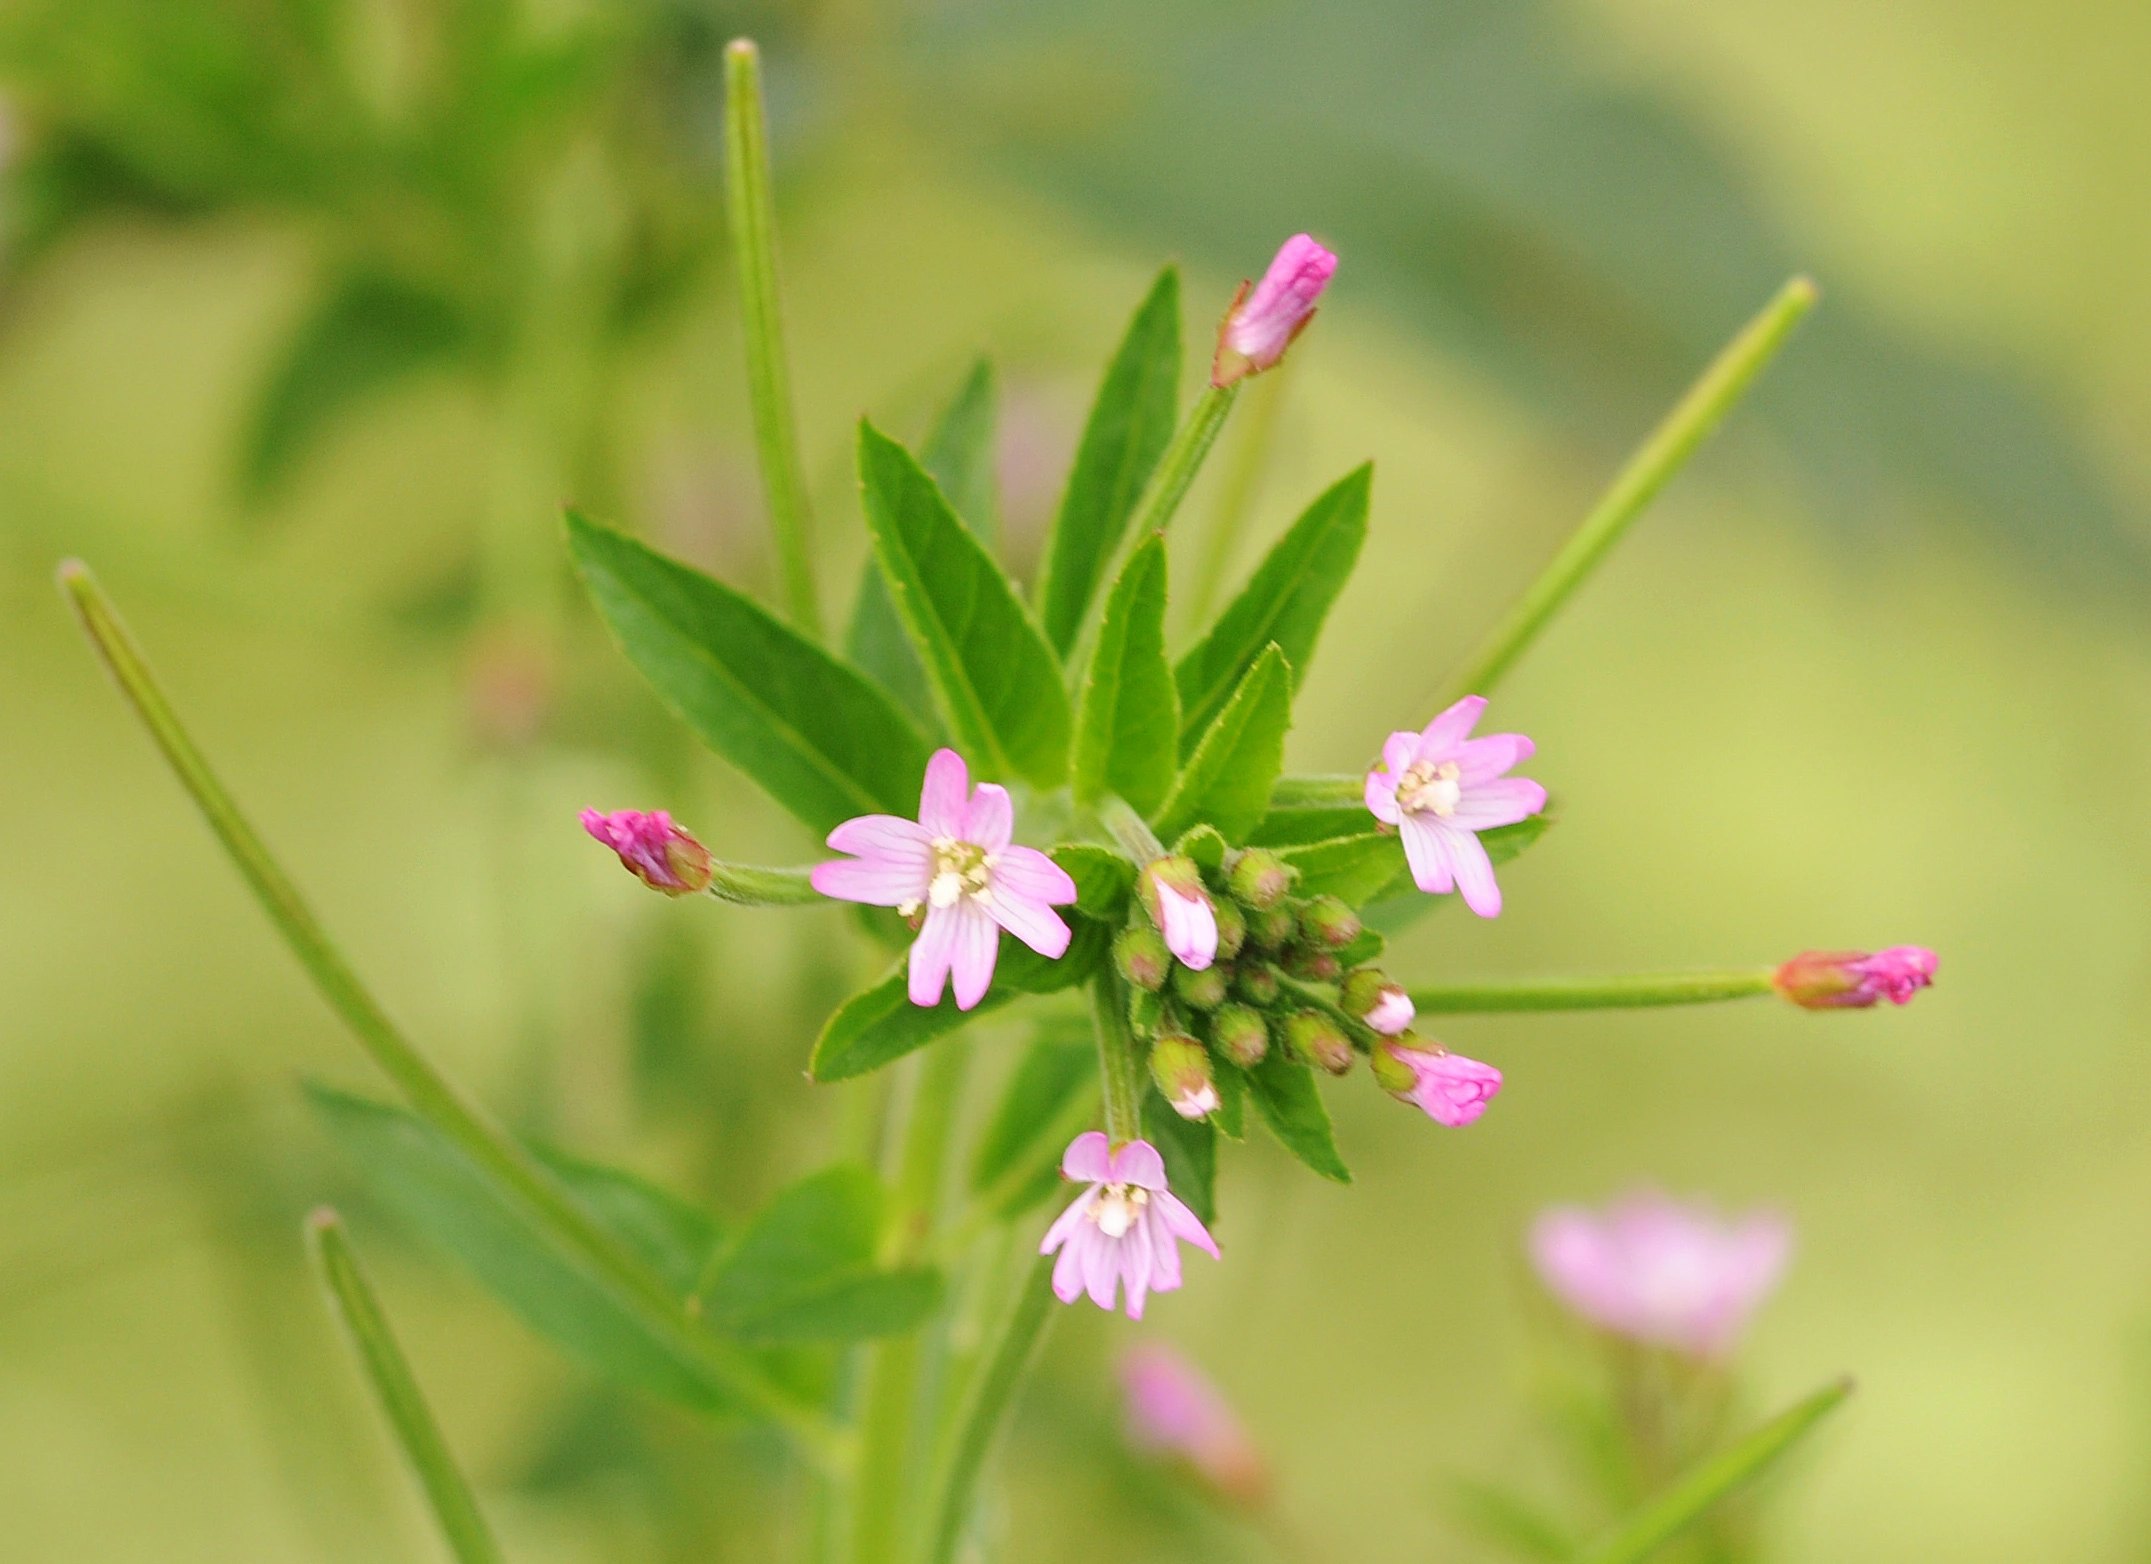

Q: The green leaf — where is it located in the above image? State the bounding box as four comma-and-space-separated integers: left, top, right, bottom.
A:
1173, 824, 1227, 876
700, 1167, 941, 1343
1174, 464, 1369, 756
1274, 833, 1407, 906
1363, 813, 1556, 934
858, 421, 1072, 788
809, 920, 1112, 1082
1246, 1052, 1349, 1183
1441, 1478, 1577, 1563
1048, 844, 1136, 923
1576, 1378, 1853, 1564
971, 1017, 1096, 1196
306, 1085, 739, 1414
1071, 537, 1178, 813
847, 360, 1000, 725
1210, 1056, 1247, 1140
1037, 267, 1182, 657
1151, 644, 1292, 844
569, 512, 932, 837
1141, 1088, 1217, 1225
1338, 926, 1387, 967
1248, 803, 1371, 848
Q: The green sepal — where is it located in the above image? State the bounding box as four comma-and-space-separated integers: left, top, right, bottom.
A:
1151, 643, 1293, 844
1246, 1052, 1350, 1183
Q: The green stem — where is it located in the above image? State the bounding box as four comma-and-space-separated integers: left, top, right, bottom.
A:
1266, 774, 1363, 809
60, 563, 842, 1469
1126, 383, 1239, 544
725, 38, 821, 639
1408, 970, 1776, 1014
1437, 276, 1818, 708
703, 861, 826, 907
924, 1255, 1058, 1564
1189, 363, 1290, 624
306, 1209, 506, 1564
1089, 973, 1145, 1145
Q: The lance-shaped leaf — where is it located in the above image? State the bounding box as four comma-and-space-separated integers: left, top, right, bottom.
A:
1141, 1088, 1218, 1225
810, 919, 1113, 1082
1072, 536, 1178, 812
699, 1167, 941, 1342
848, 359, 1000, 724
1274, 833, 1407, 906
569, 512, 932, 837
1246, 1051, 1350, 1183
1175, 464, 1369, 756
1037, 267, 1182, 656
858, 421, 1072, 788
1049, 844, 1137, 922
307, 1086, 741, 1414
1151, 643, 1292, 844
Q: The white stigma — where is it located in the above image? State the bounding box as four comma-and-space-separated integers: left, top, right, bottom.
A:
928, 836, 993, 908
1091, 1183, 1147, 1239
1399, 759, 1462, 818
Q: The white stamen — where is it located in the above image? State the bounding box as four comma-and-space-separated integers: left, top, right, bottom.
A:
1399, 759, 1463, 818
929, 873, 961, 909
1091, 1183, 1147, 1239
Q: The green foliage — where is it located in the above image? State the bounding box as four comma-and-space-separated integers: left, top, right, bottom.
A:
1141, 1087, 1218, 1224
1246, 1051, 1350, 1183
1274, 832, 1407, 905
568, 512, 933, 837
1174, 464, 1370, 755
699, 1167, 941, 1343
1037, 267, 1183, 656
1049, 844, 1137, 922
857, 421, 1072, 788
1211, 1057, 1248, 1139
1073, 536, 1179, 813
1151, 643, 1293, 843
971, 1018, 1098, 1216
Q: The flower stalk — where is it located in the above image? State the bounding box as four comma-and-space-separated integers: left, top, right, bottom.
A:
1090, 973, 1148, 1145
1123, 382, 1239, 546
1410, 971, 1777, 1013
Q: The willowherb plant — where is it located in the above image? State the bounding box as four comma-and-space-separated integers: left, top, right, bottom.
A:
58, 37, 1932, 1564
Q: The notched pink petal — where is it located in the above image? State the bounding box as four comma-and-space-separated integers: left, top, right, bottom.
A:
1419, 695, 1487, 758
1399, 815, 1455, 894
1381, 729, 1422, 776
1108, 1139, 1168, 1190
949, 901, 1000, 1010
1364, 768, 1403, 825
991, 845, 1078, 905
962, 783, 1014, 853
908, 903, 961, 1007
918, 748, 970, 837
1453, 732, 1535, 783
1448, 777, 1547, 830
811, 857, 930, 907
1061, 1131, 1112, 1184
985, 893, 1071, 960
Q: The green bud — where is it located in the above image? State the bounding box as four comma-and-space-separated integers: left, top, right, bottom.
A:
1211, 1004, 1271, 1068
1299, 895, 1362, 950
1282, 943, 1342, 983
1235, 962, 1282, 1007
1228, 848, 1293, 910
1115, 924, 1170, 992
1212, 897, 1247, 961
1249, 904, 1298, 952
1283, 1009, 1354, 1075
1172, 960, 1231, 1010
1340, 967, 1391, 1016
1148, 1032, 1219, 1119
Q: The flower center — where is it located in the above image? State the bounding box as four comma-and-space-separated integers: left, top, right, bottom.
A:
927, 837, 994, 909
1090, 1183, 1148, 1239
1398, 759, 1462, 818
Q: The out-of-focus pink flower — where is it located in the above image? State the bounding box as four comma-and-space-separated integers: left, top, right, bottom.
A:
1119, 1343, 1270, 1505
1041, 1132, 1219, 1319
1364, 696, 1544, 917
1212, 235, 1338, 387
1773, 946, 1937, 1009
1530, 1191, 1792, 1358
581, 809, 714, 896
811, 748, 1077, 1010
1373, 1040, 1503, 1127
1142, 857, 1218, 972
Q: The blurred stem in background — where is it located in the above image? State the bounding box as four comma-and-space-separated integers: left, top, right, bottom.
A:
1189, 361, 1293, 626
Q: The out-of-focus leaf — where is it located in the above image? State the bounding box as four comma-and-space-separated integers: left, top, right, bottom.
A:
1363, 812, 1555, 933
858, 421, 1072, 788
699, 1167, 940, 1343
1246, 1051, 1349, 1183
1037, 267, 1183, 656
1174, 465, 1368, 756
1151, 643, 1291, 844
809, 919, 1112, 1082
971, 1016, 1097, 1201
1274, 832, 1405, 906
1072, 536, 1177, 813
569, 512, 933, 836
1049, 844, 1136, 923
1441, 1478, 1577, 1563
1140, 1088, 1216, 1225
241, 274, 472, 499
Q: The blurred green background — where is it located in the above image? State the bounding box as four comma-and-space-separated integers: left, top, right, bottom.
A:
5, 0, 2149, 1558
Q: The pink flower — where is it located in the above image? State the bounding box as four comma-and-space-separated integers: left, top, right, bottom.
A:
1374, 1040, 1503, 1127
811, 748, 1077, 1010
1212, 234, 1338, 387
1529, 1191, 1793, 1358
1041, 1132, 1219, 1319
1119, 1343, 1270, 1505
1773, 946, 1938, 1009
1142, 858, 1218, 972
1364, 696, 1545, 917
581, 809, 714, 896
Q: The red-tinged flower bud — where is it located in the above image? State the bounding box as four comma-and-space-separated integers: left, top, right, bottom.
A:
1773, 946, 1937, 1009
1116, 924, 1171, 992
1211, 897, 1247, 961
1211, 1005, 1270, 1068
1212, 234, 1338, 388
1340, 969, 1415, 1035
1228, 848, 1293, 911
1299, 895, 1361, 950
1248, 904, 1298, 952
1373, 1036, 1502, 1127
1281, 943, 1342, 983
581, 809, 713, 896
1284, 1010, 1353, 1075
1149, 1032, 1220, 1120
1369, 1034, 1420, 1095
1142, 856, 1220, 971
1172, 959, 1231, 1011
1235, 962, 1282, 1008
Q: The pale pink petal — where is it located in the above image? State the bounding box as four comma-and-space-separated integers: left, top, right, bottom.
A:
1154, 1190, 1220, 1259
908, 902, 962, 1006
1061, 1131, 1112, 1184
1364, 767, 1403, 825
1041, 1189, 1093, 1255
1453, 732, 1535, 784
949, 900, 1000, 1010
1404, 1048, 1502, 1126
1145, 1206, 1185, 1292
962, 783, 1014, 853
1448, 776, 1546, 831
1418, 696, 1486, 759
1052, 1231, 1089, 1303
825, 813, 933, 857
918, 748, 969, 837
1120, 1212, 1155, 1319
1082, 1225, 1120, 1310
1444, 826, 1502, 917
989, 845, 1078, 906
983, 891, 1071, 960
1158, 885, 1217, 971
811, 854, 933, 906
1381, 730, 1422, 776
1398, 814, 1455, 894
1109, 1139, 1168, 1190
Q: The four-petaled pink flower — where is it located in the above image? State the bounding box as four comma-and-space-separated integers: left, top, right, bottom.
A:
581, 809, 714, 896
811, 748, 1077, 1010
1213, 234, 1338, 387
1119, 1343, 1270, 1505
1042, 1132, 1218, 1319
1774, 946, 1937, 1009
1365, 696, 1545, 917
1530, 1190, 1792, 1358
1376, 1041, 1503, 1127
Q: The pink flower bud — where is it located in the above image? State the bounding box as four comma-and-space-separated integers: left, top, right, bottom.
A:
1773, 946, 1937, 1009
1375, 1038, 1502, 1127
580, 809, 714, 896
1212, 234, 1337, 387
1119, 1343, 1270, 1506
1339, 969, 1415, 1035
1149, 1032, 1220, 1120
1142, 857, 1219, 972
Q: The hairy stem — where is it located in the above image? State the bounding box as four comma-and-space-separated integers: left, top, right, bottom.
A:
925, 1256, 1058, 1564
1090, 972, 1146, 1145
1437, 276, 1818, 708
1189, 362, 1290, 624
1126, 383, 1239, 545
1409, 971, 1776, 1013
